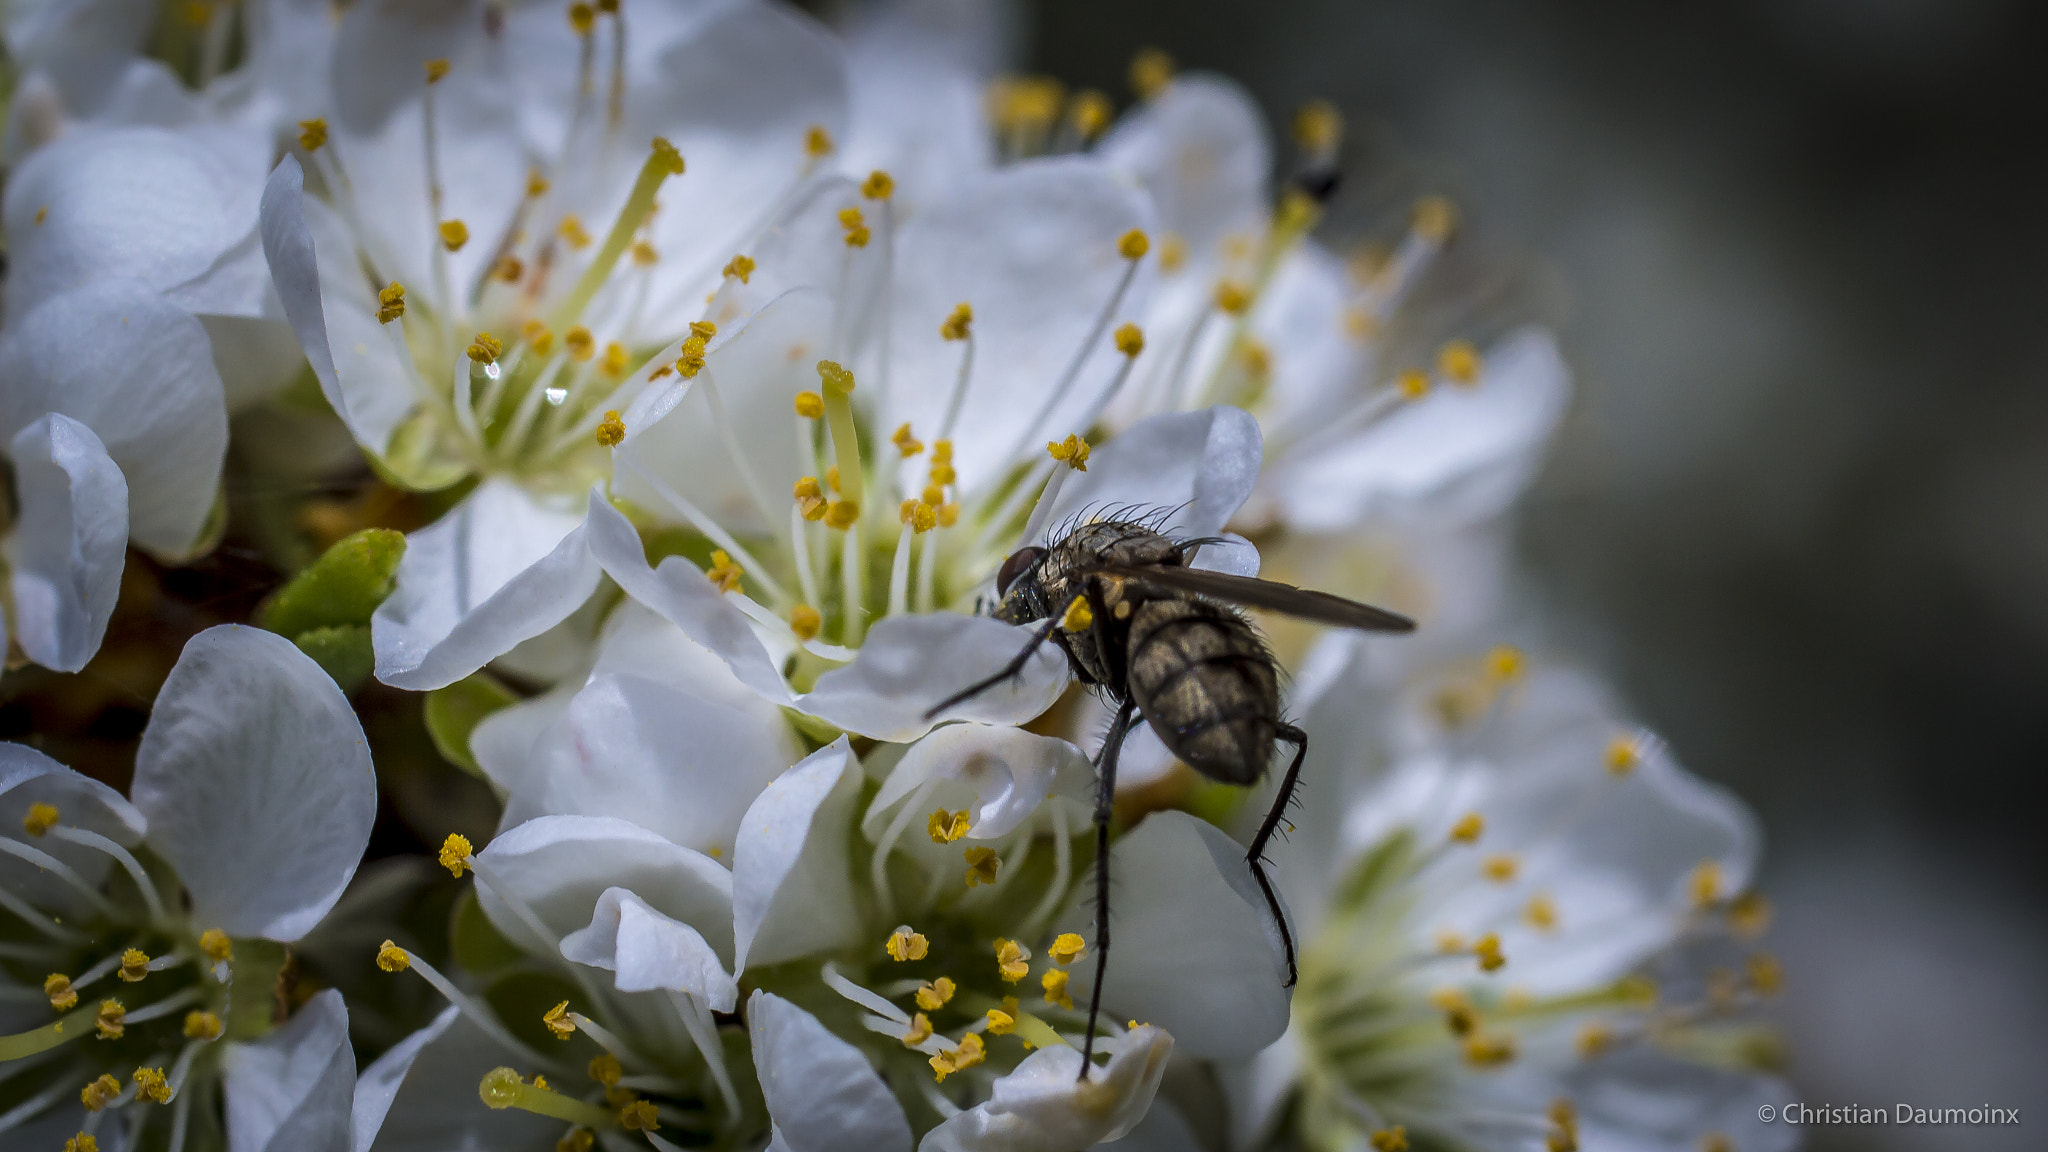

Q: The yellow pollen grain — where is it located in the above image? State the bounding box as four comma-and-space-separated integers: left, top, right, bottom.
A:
921, 483, 945, 506
1474, 932, 1506, 973
466, 331, 502, 365
793, 391, 825, 418
558, 214, 592, 250
1293, 100, 1344, 154
902, 1012, 933, 1046
1117, 228, 1151, 261
439, 833, 474, 876
1129, 47, 1174, 101
805, 124, 835, 158
1214, 280, 1251, 314
95, 998, 126, 1039
34, 205, 48, 225
134, 1066, 172, 1104
912, 503, 938, 533
941, 302, 974, 341
527, 169, 550, 198
66, 1134, 100, 1152
1450, 812, 1485, 844
704, 550, 744, 593
376, 940, 410, 973
22, 802, 59, 837
1689, 860, 1724, 909
564, 326, 595, 361
1071, 89, 1113, 140
1048, 933, 1086, 965
542, 1000, 577, 1039
1060, 594, 1094, 633
1047, 433, 1090, 470
425, 58, 451, 84
723, 253, 755, 282
862, 170, 895, 200
928, 808, 971, 844
618, 1099, 659, 1131
963, 845, 1001, 887
297, 118, 328, 152
689, 320, 718, 340
1412, 195, 1458, 243
198, 928, 232, 962
439, 219, 470, 251
1369, 1126, 1409, 1152
892, 422, 924, 456
825, 501, 860, 530
1438, 339, 1483, 385
45, 973, 78, 1009
1482, 854, 1519, 883
184, 1010, 224, 1041
789, 605, 822, 642
1114, 322, 1145, 357
1576, 1023, 1613, 1058
985, 1007, 1016, 1035
1040, 967, 1073, 1009
81, 1074, 121, 1112
1525, 893, 1559, 931
994, 938, 1029, 983
915, 977, 957, 1011
118, 949, 150, 983
1398, 368, 1431, 400
628, 239, 658, 266
886, 926, 930, 962
1604, 734, 1641, 776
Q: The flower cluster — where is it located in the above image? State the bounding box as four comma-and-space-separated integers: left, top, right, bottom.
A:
1, 4, 1788, 1152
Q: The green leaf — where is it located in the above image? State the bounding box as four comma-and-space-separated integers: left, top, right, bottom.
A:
425, 672, 519, 778
262, 527, 406, 636
293, 624, 373, 694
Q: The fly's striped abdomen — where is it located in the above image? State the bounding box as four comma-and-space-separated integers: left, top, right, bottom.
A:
1125, 598, 1279, 785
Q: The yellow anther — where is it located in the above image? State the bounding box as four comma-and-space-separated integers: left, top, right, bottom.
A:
1485, 645, 1525, 681
1345, 307, 1380, 340
66, 1134, 100, 1152
527, 169, 551, 198
542, 1000, 577, 1039
892, 422, 924, 456
886, 926, 930, 962
1060, 594, 1094, 633
625, 239, 658, 266
1482, 854, 1519, 883
1617, 973, 1658, 1005
493, 255, 525, 283
118, 949, 150, 983
648, 136, 685, 176
839, 206, 871, 247
1214, 280, 1251, 314
723, 253, 756, 282
902, 1012, 933, 1046
465, 331, 503, 365
1746, 952, 1783, 995
558, 214, 593, 249
33, 205, 46, 225
1114, 322, 1145, 357
931, 440, 953, 464
376, 940, 410, 973
1241, 339, 1272, 377
915, 977, 957, 1011
22, 802, 59, 837
1435, 930, 1466, 954
1474, 933, 1506, 973
793, 391, 825, 419
824, 501, 860, 530
1151, 237, 1184, 276
1293, 100, 1344, 155
1576, 1023, 1614, 1059
95, 999, 126, 1039
688, 320, 717, 340
938, 502, 960, 527
297, 118, 328, 152
1397, 368, 1431, 400
928, 808, 971, 844
862, 170, 895, 200
912, 503, 938, 533
929, 1033, 985, 1082
564, 326, 595, 361
929, 462, 957, 486
1604, 734, 1640, 776
519, 319, 553, 356
45, 973, 78, 1010
199, 928, 232, 962
1449, 812, 1484, 844
1115, 230, 1152, 263
425, 58, 451, 84
1699, 1135, 1733, 1152
1729, 891, 1772, 938
584, 1053, 622, 1088
618, 1099, 659, 1131
439, 219, 470, 251
1369, 1127, 1409, 1152
963, 845, 1000, 887
1129, 47, 1174, 100
1040, 967, 1073, 1009
184, 1010, 224, 1041
817, 359, 855, 395
1438, 339, 1483, 385
674, 346, 706, 379
1525, 893, 1559, 931
940, 302, 975, 342
1047, 433, 1090, 471
375, 282, 407, 324
921, 483, 945, 506
134, 1066, 172, 1104
704, 550, 744, 593
1462, 1032, 1517, 1067
804, 124, 835, 158
1412, 196, 1458, 243
985, 1007, 1016, 1035
793, 477, 828, 520
1547, 1099, 1580, 1152
1070, 89, 1113, 140
789, 605, 822, 642
438, 833, 474, 877
1688, 860, 1724, 909
1048, 933, 1086, 965
81, 1073, 121, 1112
994, 938, 1030, 983
601, 341, 629, 376
559, 1130, 595, 1152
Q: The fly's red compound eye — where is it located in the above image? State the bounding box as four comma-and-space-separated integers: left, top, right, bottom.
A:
996, 547, 1044, 596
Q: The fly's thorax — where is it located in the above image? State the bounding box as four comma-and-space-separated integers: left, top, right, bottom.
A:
1126, 598, 1279, 785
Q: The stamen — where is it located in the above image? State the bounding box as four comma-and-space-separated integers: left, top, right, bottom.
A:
81, 1074, 121, 1111
704, 551, 744, 594
1450, 813, 1484, 844
985, 1007, 1016, 1035
480, 1067, 615, 1129
1437, 340, 1482, 385
23, 802, 59, 835
543, 1000, 577, 1039
376, 282, 406, 324
823, 962, 910, 1023
197, 930, 231, 964
440, 220, 471, 251
45, 973, 78, 1009
915, 978, 957, 1011
1688, 861, 1723, 910
1369, 1126, 1410, 1151
122, 987, 202, 1025
928, 1033, 985, 1082
902, 1012, 934, 1047
1007, 232, 1146, 461
805, 125, 835, 159
1070, 90, 1113, 142
1040, 968, 1073, 1010
1048, 934, 1086, 965
1129, 48, 1174, 101
887, 520, 914, 617
95, 998, 126, 1039
1604, 734, 1641, 776
550, 138, 685, 332
927, 809, 971, 844
117, 949, 150, 983
1481, 855, 1518, 883
886, 926, 929, 962
723, 253, 755, 282
0, 837, 122, 919
862, 170, 895, 201
183, 1011, 222, 1041
789, 605, 822, 642
380, 943, 573, 1077
994, 938, 1030, 983
839, 206, 871, 248
963, 846, 1000, 887
1473, 933, 1506, 973
133, 1066, 172, 1104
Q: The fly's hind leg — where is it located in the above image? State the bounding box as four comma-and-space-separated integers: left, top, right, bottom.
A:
1079, 695, 1139, 1081
1245, 722, 1307, 987
923, 614, 1062, 720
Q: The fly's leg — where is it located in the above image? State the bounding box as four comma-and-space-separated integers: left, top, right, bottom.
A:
923, 614, 1062, 719
1245, 722, 1307, 987
1079, 695, 1139, 1081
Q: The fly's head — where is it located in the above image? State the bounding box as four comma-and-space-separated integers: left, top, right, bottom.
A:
990, 545, 1048, 624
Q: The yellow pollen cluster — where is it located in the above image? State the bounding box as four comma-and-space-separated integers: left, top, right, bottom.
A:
928, 808, 971, 843
1525, 893, 1559, 931
1485, 645, 1525, 681
81, 1074, 121, 1112
1118, 228, 1150, 261
825, 501, 860, 530
1397, 369, 1431, 401
1048, 933, 1087, 965
1482, 854, 1519, 883
45, 972, 78, 1009
1242, 339, 1272, 377
66, 1134, 99, 1152
1413, 196, 1458, 244
1700, 1135, 1734, 1152
133, 1066, 172, 1104
185, 1010, 224, 1041
587, 1053, 623, 1088
985, 1007, 1017, 1035
439, 219, 470, 251
1129, 47, 1174, 101
95, 998, 126, 1039
199, 928, 232, 962
527, 169, 550, 198
1115, 322, 1145, 357
723, 253, 755, 282
994, 938, 1029, 982
1474, 933, 1506, 973
862, 170, 895, 200
372, 283, 407, 327
886, 926, 929, 962
1040, 967, 1073, 1009
789, 605, 822, 641
1689, 860, 1723, 909
892, 422, 924, 456
674, 337, 708, 379
804, 124, 835, 158
22, 801, 59, 836
929, 1033, 985, 1082
1438, 339, 1483, 385
1214, 280, 1251, 314
963, 845, 1000, 887
494, 255, 525, 283
1071, 89, 1113, 140
560, 1130, 596, 1152
542, 1000, 577, 1039
619, 1099, 659, 1131
1060, 594, 1094, 633
1450, 812, 1485, 844
1047, 433, 1090, 471
793, 390, 825, 420
901, 1012, 933, 1046
1158, 234, 1187, 273
565, 326, 595, 361
118, 948, 150, 983
628, 240, 658, 266
793, 476, 828, 520
558, 214, 593, 250
376, 940, 410, 972
988, 75, 1064, 134
704, 550, 744, 593
439, 833, 474, 877
424, 58, 451, 85
466, 332, 503, 365
915, 977, 957, 1011
1293, 100, 1344, 154
1369, 1127, 1409, 1152
1604, 734, 1640, 775
928, 439, 957, 487
839, 206, 871, 248
941, 302, 974, 341
297, 118, 328, 152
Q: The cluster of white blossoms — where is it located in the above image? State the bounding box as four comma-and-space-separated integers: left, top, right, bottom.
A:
0, 2, 1792, 1151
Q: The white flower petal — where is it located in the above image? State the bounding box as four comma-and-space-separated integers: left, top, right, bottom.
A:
1098, 1098, 1200, 1152
1036, 406, 1262, 544
222, 988, 355, 1152
1273, 326, 1570, 530
798, 614, 1069, 742
732, 739, 865, 972
475, 814, 734, 968
371, 479, 602, 691
841, 5, 996, 208
0, 278, 226, 557
1561, 1055, 1797, 1152
560, 886, 738, 1011
0, 741, 145, 906
352, 1010, 557, 1152
863, 722, 1091, 844
919, 1025, 1173, 1152
1213, 1023, 1302, 1152
749, 990, 912, 1152
1098, 74, 1271, 256
1058, 811, 1291, 1059
881, 157, 1154, 498
350, 1005, 458, 1152
132, 625, 376, 941
4, 413, 127, 672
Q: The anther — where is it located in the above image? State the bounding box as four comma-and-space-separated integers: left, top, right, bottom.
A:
793, 477, 828, 521
588, 1054, 623, 1087
493, 256, 525, 282
24, 802, 59, 836
921, 484, 945, 506
1729, 891, 1772, 938
1462, 1032, 1517, 1066
1700, 1135, 1733, 1152
1547, 1098, 1580, 1152
915, 978, 956, 1011
963, 846, 1000, 887
912, 503, 937, 533
521, 320, 553, 355
630, 240, 658, 265
1159, 235, 1187, 272
1525, 893, 1559, 931
1047, 433, 1090, 470
985, 1007, 1016, 1035
1688, 861, 1723, 909
134, 1066, 172, 1104
804, 124, 835, 158
1049, 934, 1086, 965
424, 58, 451, 85
185, 1010, 223, 1041
1114, 322, 1144, 357
527, 169, 550, 197
558, 215, 592, 249
862, 170, 895, 200
1604, 734, 1640, 776
198, 929, 232, 962
440, 834, 474, 877
929, 1033, 985, 1082
1040, 967, 1073, 1009
439, 220, 470, 251
1398, 369, 1431, 400
723, 254, 755, 282
892, 422, 924, 456
1071, 90, 1113, 140
1746, 953, 1783, 995
1482, 854, 1519, 883
1485, 645, 1524, 680
928, 808, 971, 844
1369, 1127, 1409, 1152
564, 326, 595, 361
297, 119, 328, 152
789, 605, 822, 641
902, 1012, 933, 1046
66, 1134, 99, 1152
886, 926, 929, 962
1438, 340, 1482, 385
937, 503, 960, 527
1450, 812, 1484, 844
1118, 228, 1150, 260
1576, 1023, 1613, 1058
95, 999, 126, 1039
619, 1100, 660, 1131
1474, 933, 1506, 973
994, 938, 1030, 982
1412, 196, 1458, 244
561, 1131, 595, 1152
45, 973, 78, 1009
466, 332, 503, 365
839, 206, 871, 248
825, 501, 860, 530
376, 940, 410, 972
704, 550, 743, 593
793, 391, 824, 418
1214, 280, 1251, 314
81, 1073, 121, 1111
601, 342, 629, 375
1061, 594, 1094, 632
118, 949, 150, 983
543, 1001, 577, 1039
1129, 48, 1174, 101
1293, 101, 1343, 156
